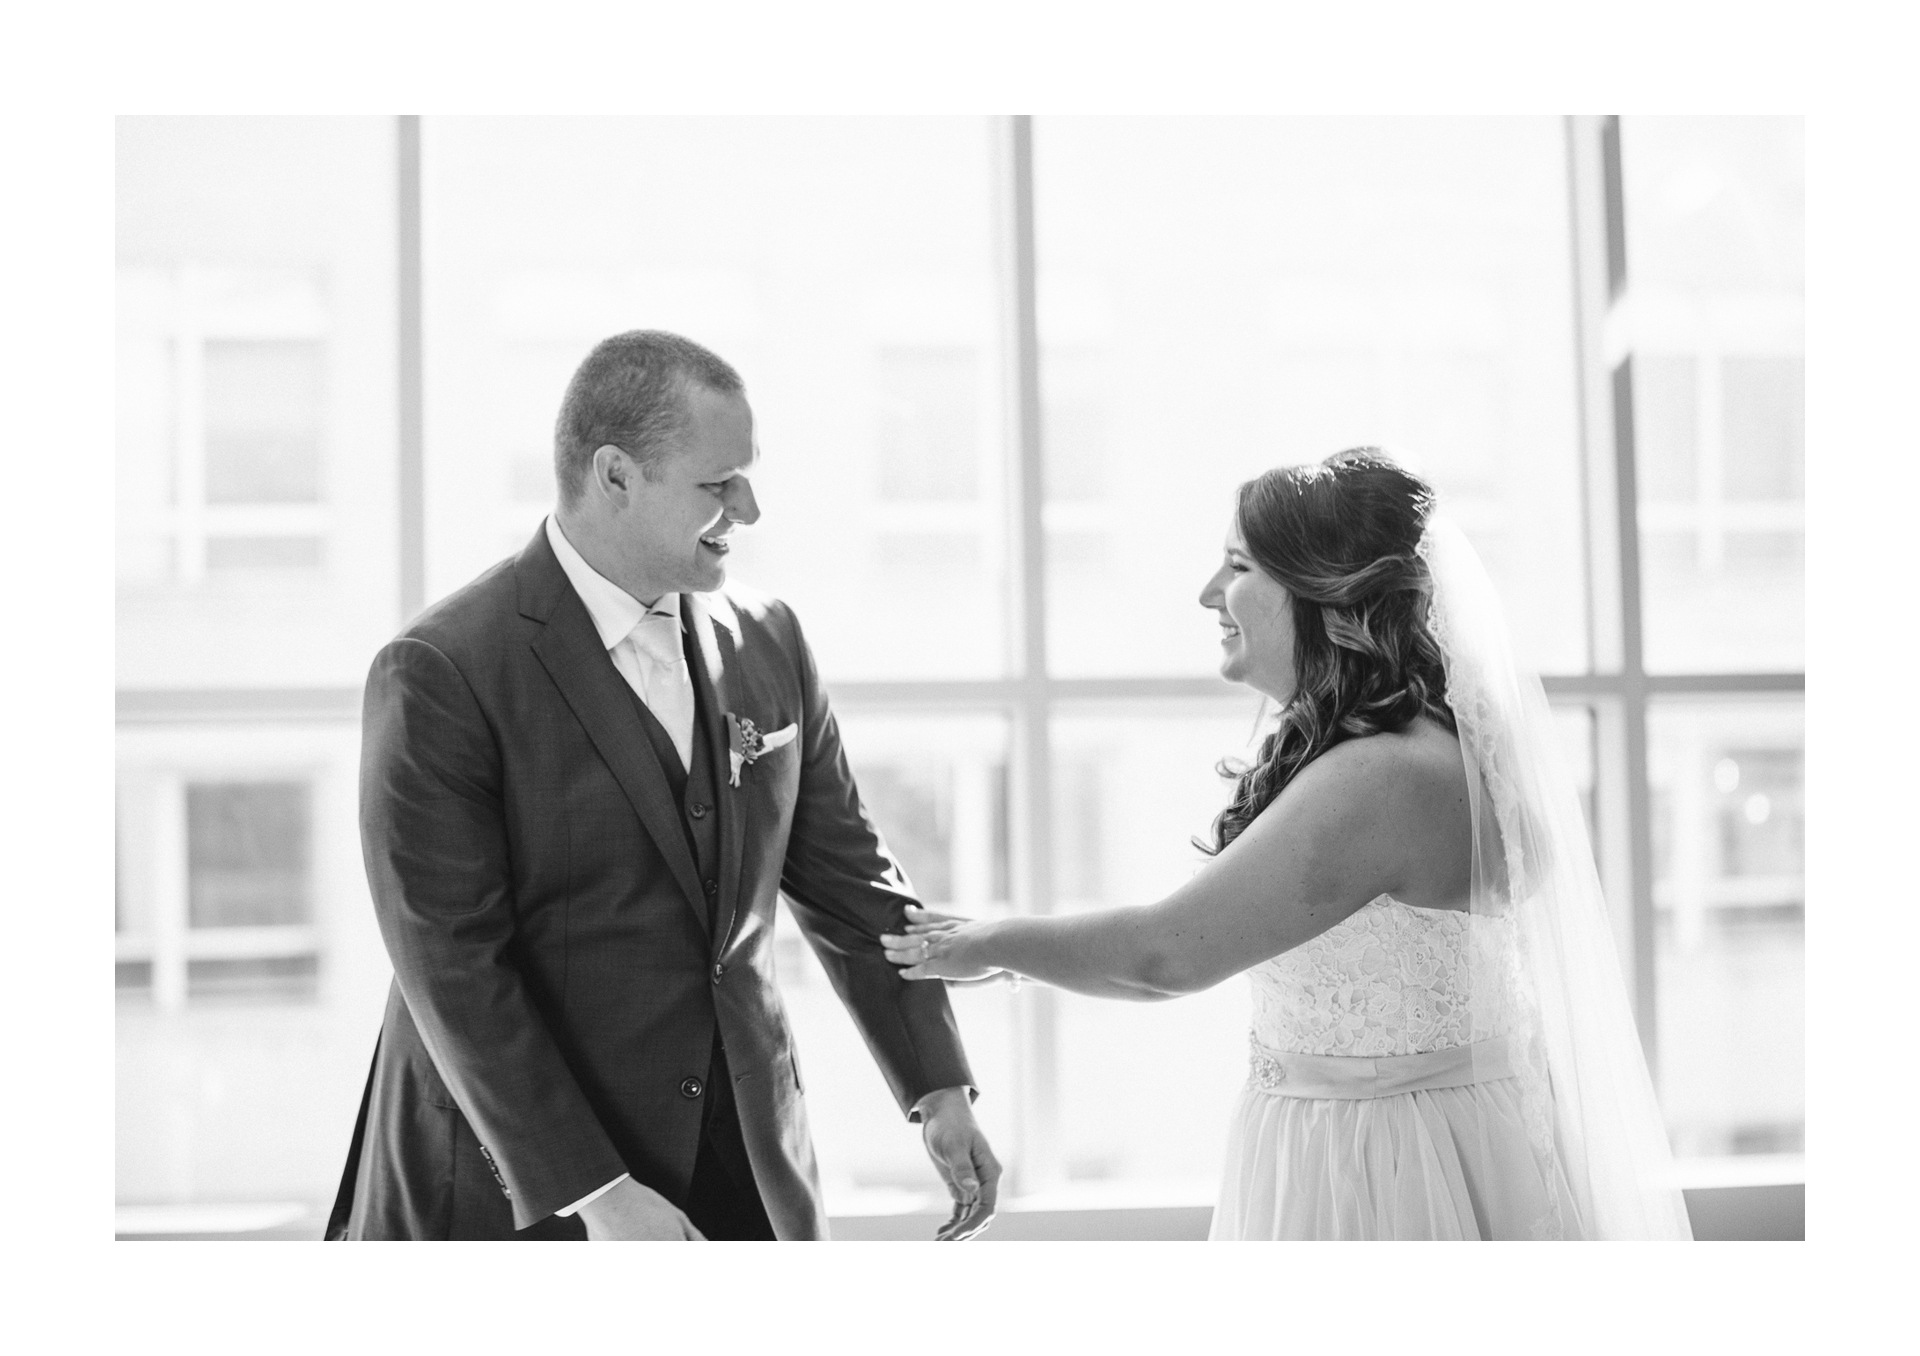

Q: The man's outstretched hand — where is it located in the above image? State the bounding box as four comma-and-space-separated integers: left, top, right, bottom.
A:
914, 1086, 1001, 1241
577, 1177, 707, 1241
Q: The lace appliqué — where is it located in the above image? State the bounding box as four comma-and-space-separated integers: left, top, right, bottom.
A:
1246, 895, 1520, 1059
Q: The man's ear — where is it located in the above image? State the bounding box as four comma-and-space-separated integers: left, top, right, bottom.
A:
591, 444, 632, 500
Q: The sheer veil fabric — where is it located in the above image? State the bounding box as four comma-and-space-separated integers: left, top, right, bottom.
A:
1420, 517, 1692, 1239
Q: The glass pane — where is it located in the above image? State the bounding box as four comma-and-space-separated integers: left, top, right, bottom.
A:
1548, 701, 1598, 846
203, 338, 325, 504
187, 782, 312, 928
1034, 116, 1588, 678
115, 116, 400, 688
187, 955, 321, 1002
204, 536, 325, 572
1049, 700, 1263, 1190
772, 711, 1016, 1209
1648, 699, 1804, 1159
420, 116, 1009, 680
1622, 117, 1804, 672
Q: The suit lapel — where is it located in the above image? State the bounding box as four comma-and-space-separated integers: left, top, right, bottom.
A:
519, 531, 710, 941
685, 592, 745, 957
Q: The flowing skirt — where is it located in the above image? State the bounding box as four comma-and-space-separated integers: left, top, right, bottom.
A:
1210, 1038, 1583, 1240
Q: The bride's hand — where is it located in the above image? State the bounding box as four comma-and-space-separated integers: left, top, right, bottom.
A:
898, 905, 971, 931
880, 906, 1002, 982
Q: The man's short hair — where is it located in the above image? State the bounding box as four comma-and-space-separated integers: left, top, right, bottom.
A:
553, 330, 745, 506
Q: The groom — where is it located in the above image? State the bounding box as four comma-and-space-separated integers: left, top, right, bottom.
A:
326, 330, 1000, 1240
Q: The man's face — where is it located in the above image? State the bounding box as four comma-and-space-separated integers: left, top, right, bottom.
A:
609, 384, 760, 602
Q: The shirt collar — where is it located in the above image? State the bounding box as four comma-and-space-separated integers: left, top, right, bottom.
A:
544, 514, 681, 653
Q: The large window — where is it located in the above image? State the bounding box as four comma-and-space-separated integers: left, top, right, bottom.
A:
114, 117, 403, 1219
1622, 116, 1803, 674
115, 116, 1802, 1234
1033, 116, 1589, 679
1620, 117, 1805, 1171
418, 116, 1011, 680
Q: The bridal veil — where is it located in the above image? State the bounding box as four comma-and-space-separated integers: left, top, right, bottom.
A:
1420, 517, 1693, 1240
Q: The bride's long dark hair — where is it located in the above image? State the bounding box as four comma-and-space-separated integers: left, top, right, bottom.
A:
1202, 449, 1455, 855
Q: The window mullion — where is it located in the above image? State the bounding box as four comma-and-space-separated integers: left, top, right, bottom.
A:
1568, 115, 1658, 1065
997, 114, 1062, 1195
152, 773, 190, 1013
397, 115, 426, 625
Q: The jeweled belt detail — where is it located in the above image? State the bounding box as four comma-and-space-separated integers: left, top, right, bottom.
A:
1246, 1033, 1513, 1100
1249, 1041, 1290, 1090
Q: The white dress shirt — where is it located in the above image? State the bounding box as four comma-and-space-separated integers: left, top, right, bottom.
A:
544, 514, 694, 769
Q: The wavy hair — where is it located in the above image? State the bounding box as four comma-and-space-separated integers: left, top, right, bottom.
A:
1202, 449, 1455, 855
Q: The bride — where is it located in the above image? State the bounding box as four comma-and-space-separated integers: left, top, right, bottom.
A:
883, 449, 1691, 1240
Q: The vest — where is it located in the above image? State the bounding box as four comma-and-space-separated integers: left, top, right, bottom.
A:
621, 622, 723, 935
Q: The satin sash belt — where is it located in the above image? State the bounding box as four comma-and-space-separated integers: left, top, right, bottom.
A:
1248, 1035, 1513, 1099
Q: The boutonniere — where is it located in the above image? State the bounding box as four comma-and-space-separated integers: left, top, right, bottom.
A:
725, 713, 798, 787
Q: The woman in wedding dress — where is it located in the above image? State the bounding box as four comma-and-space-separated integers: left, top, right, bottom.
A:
883, 449, 1691, 1240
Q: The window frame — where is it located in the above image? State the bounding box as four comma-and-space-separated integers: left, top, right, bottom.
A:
114, 730, 341, 1012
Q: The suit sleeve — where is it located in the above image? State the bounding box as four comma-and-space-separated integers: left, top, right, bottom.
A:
770, 605, 977, 1118
359, 636, 629, 1227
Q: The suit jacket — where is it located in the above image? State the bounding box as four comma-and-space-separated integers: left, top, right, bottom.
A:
326, 527, 974, 1239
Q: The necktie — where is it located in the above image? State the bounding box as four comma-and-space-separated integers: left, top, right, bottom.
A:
627, 610, 696, 773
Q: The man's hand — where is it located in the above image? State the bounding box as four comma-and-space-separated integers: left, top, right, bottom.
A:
914, 1086, 1001, 1241
576, 1177, 707, 1241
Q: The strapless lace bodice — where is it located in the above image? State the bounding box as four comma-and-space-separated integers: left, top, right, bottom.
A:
1248, 894, 1521, 1058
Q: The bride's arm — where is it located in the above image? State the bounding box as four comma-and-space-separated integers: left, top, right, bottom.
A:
884, 736, 1453, 1000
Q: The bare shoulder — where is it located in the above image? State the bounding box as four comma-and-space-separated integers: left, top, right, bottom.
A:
1280, 719, 1469, 908
1285, 716, 1466, 813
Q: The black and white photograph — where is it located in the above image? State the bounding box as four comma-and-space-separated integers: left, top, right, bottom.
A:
13, 0, 1912, 1347
108, 110, 1800, 1247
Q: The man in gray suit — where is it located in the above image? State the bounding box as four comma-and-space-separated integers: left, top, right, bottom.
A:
327, 330, 1000, 1240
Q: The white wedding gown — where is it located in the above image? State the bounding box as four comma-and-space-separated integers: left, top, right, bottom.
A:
1206, 518, 1689, 1240
1209, 893, 1584, 1240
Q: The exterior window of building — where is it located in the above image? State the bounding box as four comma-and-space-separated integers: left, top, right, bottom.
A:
1621, 116, 1804, 1173
117, 266, 330, 583
187, 783, 311, 922
115, 776, 320, 1007
876, 345, 982, 502
115, 116, 400, 1223
1623, 116, 1804, 674
1649, 702, 1804, 1161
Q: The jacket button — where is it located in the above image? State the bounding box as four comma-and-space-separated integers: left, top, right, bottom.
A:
703, 879, 718, 897
712, 963, 725, 984
689, 802, 709, 819
680, 1076, 704, 1099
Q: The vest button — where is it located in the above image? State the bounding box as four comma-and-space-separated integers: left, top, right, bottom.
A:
704, 878, 718, 897
680, 1076, 704, 1099
689, 802, 709, 819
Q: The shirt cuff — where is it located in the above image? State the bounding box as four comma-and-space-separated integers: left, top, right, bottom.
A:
554, 1173, 630, 1217
907, 1085, 978, 1123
